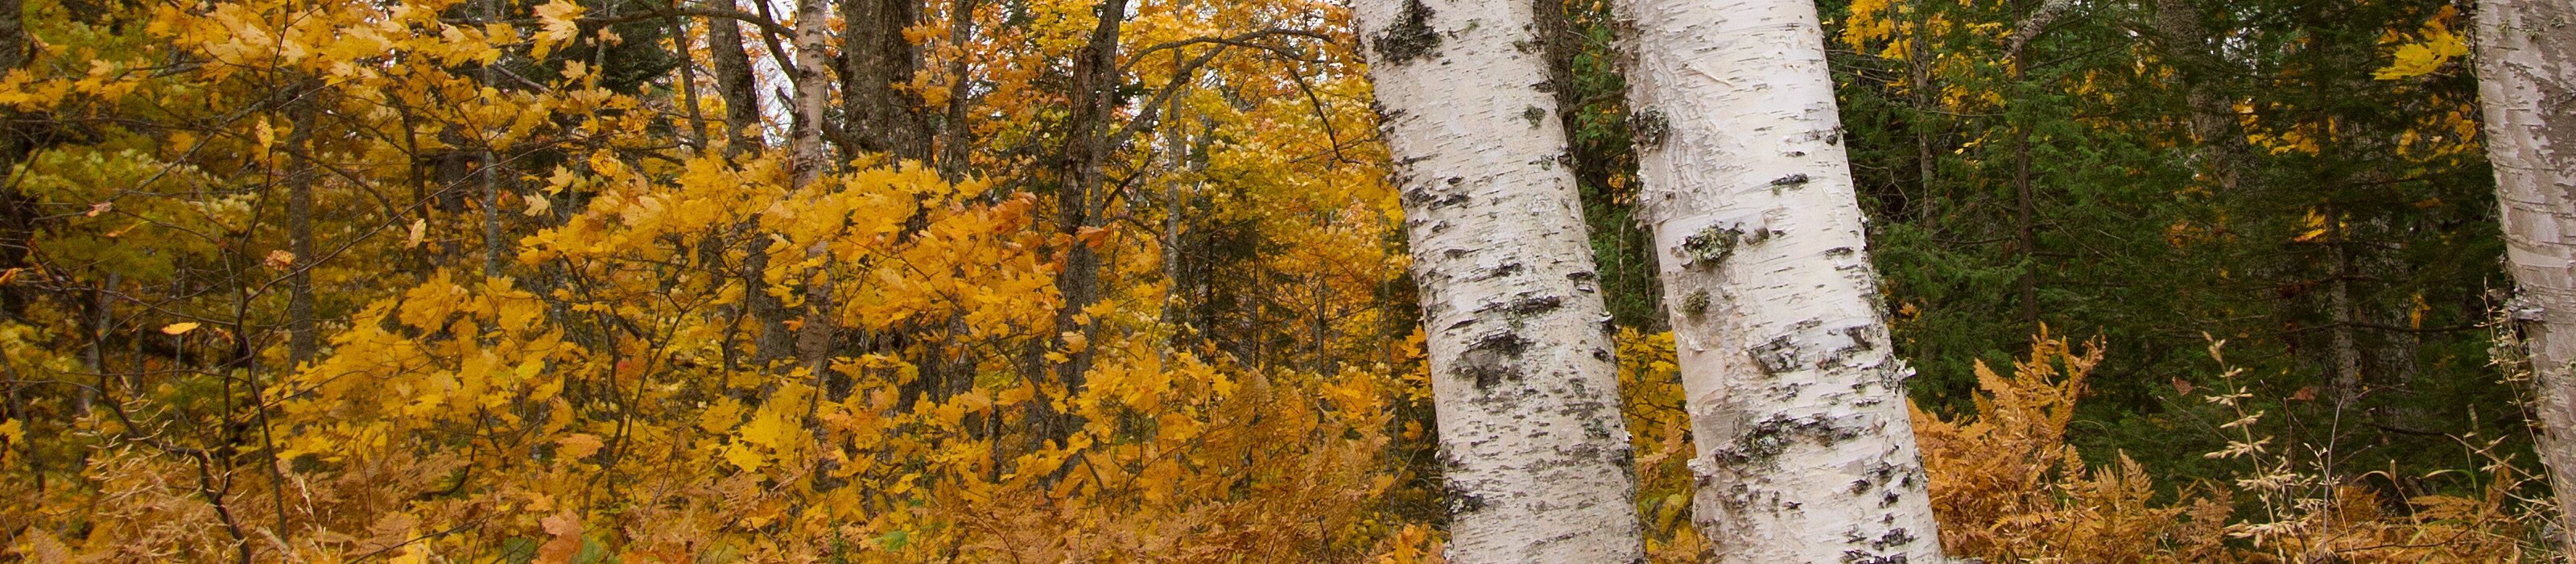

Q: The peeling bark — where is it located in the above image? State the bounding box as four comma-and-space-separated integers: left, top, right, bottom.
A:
790, 0, 837, 375
1612, 0, 1946, 561
1356, 0, 1647, 561
2471, 0, 2576, 554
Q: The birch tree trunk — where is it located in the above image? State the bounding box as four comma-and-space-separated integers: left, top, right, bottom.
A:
1355, 1, 1646, 561
790, 0, 838, 375
2471, 0, 2576, 554
1613, 0, 1945, 560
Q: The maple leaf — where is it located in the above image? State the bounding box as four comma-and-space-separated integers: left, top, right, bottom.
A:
2374, 26, 2465, 81
555, 433, 603, 460
536, 511, 584, 564
161, 321, 201, 335
531, 0, 584, 59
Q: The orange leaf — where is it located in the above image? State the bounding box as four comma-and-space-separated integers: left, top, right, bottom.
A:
555, 433, 603, 460
536, 511, 583, 564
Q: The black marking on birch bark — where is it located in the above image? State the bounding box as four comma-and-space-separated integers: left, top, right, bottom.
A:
1458, 332, 1532, 389
1748, 335, 1798, 375
1770, 173, 1811, 188
1629, 109, 1670, 148
1372, 0, 1442, 64
1714, 413, 1860, 466
1842, 326, 1875, 350
1840, 549, 1909, 564
1479, 262, 1524, 280
1498, 294, 1563, 315
1521, 106, 1546, 128
1827, 246, 1856, 256
1869, 529, 1918, 550
1766, 381, 1809, 401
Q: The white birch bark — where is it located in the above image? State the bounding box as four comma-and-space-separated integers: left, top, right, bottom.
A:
1613, 0, 1945, 561
788, 0, 832, 189
2472, 0, 2576, 554
788, 0, 837, 373
1354, 0, 1646, 561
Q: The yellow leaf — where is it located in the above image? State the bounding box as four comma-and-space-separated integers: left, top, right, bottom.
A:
522, 192, 551, 216
405, 218, 427, 249
721, 442, 765, 471
2374, 23, 2466, 81
536, 511, 584, 564
531, 0, 585, 59
555, 433, 603, 459
264, 249, 297, 271
162, 321, 201, 335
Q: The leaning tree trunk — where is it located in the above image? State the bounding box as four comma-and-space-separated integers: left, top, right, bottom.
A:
1613, 0, 1946, 561
2472, 0, 2576, 554
1355, 0, 1646, 561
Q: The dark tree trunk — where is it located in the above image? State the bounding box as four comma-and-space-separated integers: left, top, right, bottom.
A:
708, 0, 766, 155
840, 0, 935, 163
1037, 0, 1129, 444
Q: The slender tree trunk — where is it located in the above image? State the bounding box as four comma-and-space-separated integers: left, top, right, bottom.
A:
2326, 213, 2364, 402
789, 0, 838, 376
841, 0, 935, 163
2471, 0, 2576, 553
0, 0, 33, 294
2014, 124, 2038, 331
1356, 0, 1647, 561
284, 88, 320, 367
478, 0, 506, 279
1613, 0, 1945, 561
1034, 0, 1128, 445
668, 14, 709, 151
937, 0, 978, 180
699, 2, 794, 366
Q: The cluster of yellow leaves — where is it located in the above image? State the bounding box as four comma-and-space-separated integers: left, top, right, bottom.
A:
1611, 330, 1708, 562
0, 0, 1447, 559
2373, 6, 2468, 81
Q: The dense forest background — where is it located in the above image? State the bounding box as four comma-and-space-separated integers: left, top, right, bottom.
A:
0, 0, 2560, 560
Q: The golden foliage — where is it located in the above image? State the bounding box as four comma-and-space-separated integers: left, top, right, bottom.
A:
1913, 331, 2549, 563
